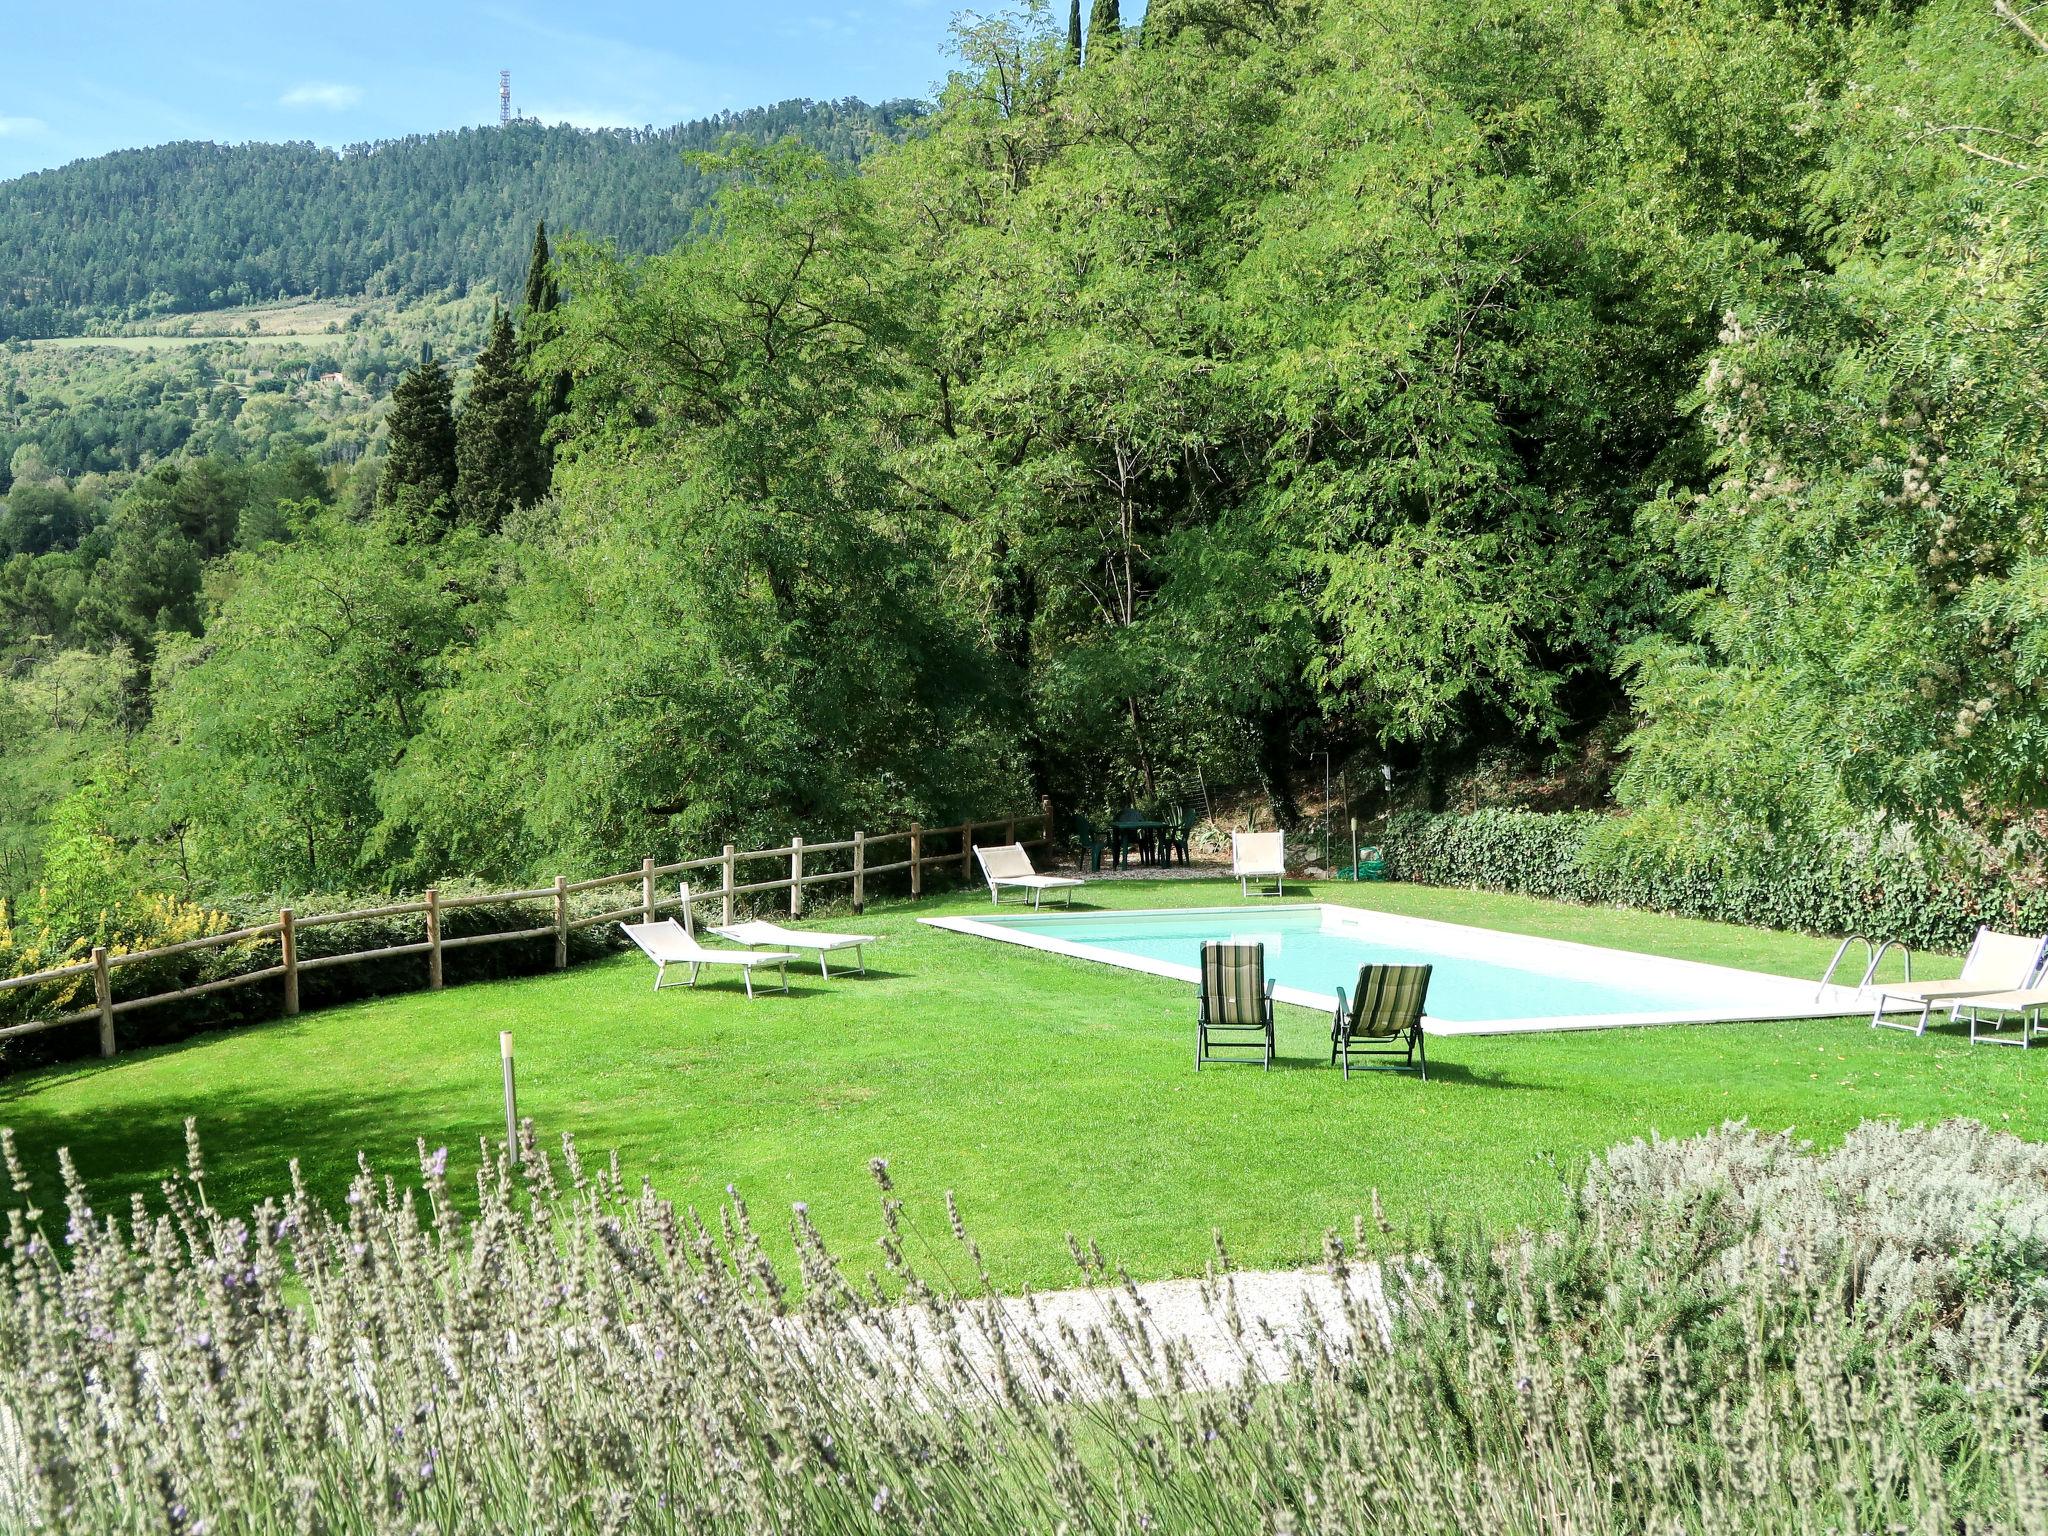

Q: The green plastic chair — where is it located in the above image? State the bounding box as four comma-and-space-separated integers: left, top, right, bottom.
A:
1071, 816, 1109, 873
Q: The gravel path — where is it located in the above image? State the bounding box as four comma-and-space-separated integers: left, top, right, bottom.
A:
792, 1262, 1397, 1404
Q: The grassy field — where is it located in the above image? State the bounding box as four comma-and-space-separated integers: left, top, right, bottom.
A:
21, 294, 491, 354
25, 333, 338, 352
149, 298, 365, 335
24, 298, 367, 350
0, 879, 2029, 1290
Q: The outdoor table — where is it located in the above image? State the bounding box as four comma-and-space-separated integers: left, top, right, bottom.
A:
1112, 813, 1172, 868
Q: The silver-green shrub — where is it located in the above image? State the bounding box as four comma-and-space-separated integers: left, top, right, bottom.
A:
1586, 1118, 2048, 1330
0, 1118, 2042, 1534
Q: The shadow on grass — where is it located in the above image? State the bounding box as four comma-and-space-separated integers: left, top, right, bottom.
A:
647, 969, 913, 1000
0, 1062, 501, 1224
1931, 1029, 2038, 1050
788, 967, 908, 984
0, 1016, 314, 1103
1192, 1055, 1535, 1089
1331, 1059, 1538, 1089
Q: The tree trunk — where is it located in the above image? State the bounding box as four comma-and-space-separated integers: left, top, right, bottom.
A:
1127, 696, 1157, 800
1255, 706, 1301, 828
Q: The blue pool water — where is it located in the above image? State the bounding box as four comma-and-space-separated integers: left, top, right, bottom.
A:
988, 906, 1710, 1022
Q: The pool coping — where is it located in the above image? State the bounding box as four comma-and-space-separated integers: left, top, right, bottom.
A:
920, 902, 1888, 1036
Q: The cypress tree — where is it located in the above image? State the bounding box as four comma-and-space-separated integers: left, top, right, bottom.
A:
454, 304, 537, 531
377, 355, 457, 513
1087, 0, 1121, 56
1068, 0, 1083, 61
518, 218, 570, 498
520, 220, 558, 318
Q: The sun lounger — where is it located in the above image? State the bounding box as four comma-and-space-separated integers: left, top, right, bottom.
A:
974, 843, 1085, 908
1869, 927, 2046, 1035
1231, 831, 1287, 898
1954, 985, 2048, 1048
618, 919, 794, 999
711, 920, 876, 978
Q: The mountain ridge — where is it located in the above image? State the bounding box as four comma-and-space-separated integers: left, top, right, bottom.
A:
0, 100, 923, 342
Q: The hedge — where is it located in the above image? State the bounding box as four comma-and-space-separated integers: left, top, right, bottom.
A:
1379, 809, 2047, 954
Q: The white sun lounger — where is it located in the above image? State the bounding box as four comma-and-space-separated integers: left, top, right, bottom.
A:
1954, 985, 2048, 1048
1232, 831, 1288, 898
619, 919, 794, 999
974, 843, 1084, 908
711, 920, 876, 977
675, 880, 875, 978
1869, 926, 2046, 1035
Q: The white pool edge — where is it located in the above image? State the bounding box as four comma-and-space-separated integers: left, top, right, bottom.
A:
920, 903, 1894, 1036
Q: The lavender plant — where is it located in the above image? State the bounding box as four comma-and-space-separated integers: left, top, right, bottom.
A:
0, 1118, 2042, 1534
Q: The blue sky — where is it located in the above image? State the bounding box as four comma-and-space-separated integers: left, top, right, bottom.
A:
0, 0, 970, 179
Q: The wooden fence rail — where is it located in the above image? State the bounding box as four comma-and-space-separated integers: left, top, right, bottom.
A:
0, 800, 1055, 1060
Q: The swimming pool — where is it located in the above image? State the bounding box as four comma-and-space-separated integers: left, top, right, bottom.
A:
921, 904, 1867, 1034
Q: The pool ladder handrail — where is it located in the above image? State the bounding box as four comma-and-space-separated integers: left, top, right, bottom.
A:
1815, 935, 1912, 1003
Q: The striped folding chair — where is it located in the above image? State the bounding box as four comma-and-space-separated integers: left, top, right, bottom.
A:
1331, 964, 1433, 1080
1196, 941, 1275, 1069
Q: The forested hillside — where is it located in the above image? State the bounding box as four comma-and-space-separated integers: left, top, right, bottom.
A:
0, 100, 919, 340
1, 294, 492, 484
3, 0, 2044, 992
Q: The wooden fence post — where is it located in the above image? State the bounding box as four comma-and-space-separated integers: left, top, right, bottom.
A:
790, 837, 804, 918
961, 821, 975, 880
500, 1031, 519, 1167
910, 823, 923, 897
92, 946, 114, 1058
552, 877, 568, 970
853, 831, 866, 915
721, 844, 736, 926
641, 858, 655, 922
1041, 794, 1054, 848
425, 889, 444, 991
280, 909, 299, 1016
1005, 815, 1016, 846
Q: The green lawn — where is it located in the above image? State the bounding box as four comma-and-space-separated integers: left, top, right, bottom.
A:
1, 880, 2033, 1290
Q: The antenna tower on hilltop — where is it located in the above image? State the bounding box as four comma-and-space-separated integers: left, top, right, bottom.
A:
499, 69, 512, 126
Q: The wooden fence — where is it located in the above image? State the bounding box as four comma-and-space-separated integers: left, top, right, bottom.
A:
0, 802, 1054, 1060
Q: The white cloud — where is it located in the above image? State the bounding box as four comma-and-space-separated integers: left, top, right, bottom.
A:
279, 83, 363, 110
0, 115, 49, 137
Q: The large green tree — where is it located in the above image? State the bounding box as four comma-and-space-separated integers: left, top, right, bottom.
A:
71, 501, 204, 657
144, 517, 500, 890
1611, 0, 2048, 858
380, 143, 1022, 876
1086, 0, 1121, 57
519, 218, 572, 470
376, 354, 457, 521
454, 306, 538, 531
867, 0, 1688, 812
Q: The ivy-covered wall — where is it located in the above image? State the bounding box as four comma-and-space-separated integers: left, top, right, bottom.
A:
1380, 810, 2043, 954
